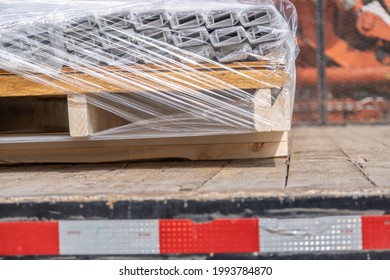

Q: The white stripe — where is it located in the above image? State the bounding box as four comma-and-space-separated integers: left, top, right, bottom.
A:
59, 220, 159, 255
259, 216, 362, 253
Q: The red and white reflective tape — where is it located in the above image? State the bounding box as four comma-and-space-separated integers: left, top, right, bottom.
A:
1, 215, 390, 256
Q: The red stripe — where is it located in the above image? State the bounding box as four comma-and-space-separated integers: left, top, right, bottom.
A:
362, 215, 390, 250
159, 218, 259, 254
0, 221, 59, 256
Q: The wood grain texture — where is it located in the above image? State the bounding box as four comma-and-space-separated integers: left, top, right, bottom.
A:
0, 132, 288, 164
67, 94, 129, 137
0, 64, 288, 97
287, 126, 374, 189
199, 158, 287, 192
0, 125, 390, 204
322, 126, 390, 188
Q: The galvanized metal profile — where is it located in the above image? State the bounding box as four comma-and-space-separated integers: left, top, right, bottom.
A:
205, 10, 239, 29
215, 42, 252, 63
141, 47, 177, 64
69, 49, 102, 65
100, 29, 136, 50
169, 11, 206, 29
246, 26, 285, 45
239, 7, 275, 27
179, 44, 216, 62
0, 33, 30, 53
64, 30, 101, 51
171, 27, 209, 48
210, 26, 247, 47
137, 28, 172, 48
252, 40, 286, 61
133, 10, 169, 31
102, 48, 139, 65
63, 16, 97, 33
96, 12, 133, 31
25, 30, 53, 52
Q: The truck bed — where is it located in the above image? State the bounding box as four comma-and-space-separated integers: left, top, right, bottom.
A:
1, 125, 389, 203
1, 125, 390, 259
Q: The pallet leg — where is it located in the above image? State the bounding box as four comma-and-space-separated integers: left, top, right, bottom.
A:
67, 94, 128, 137
254, 88, 291, 131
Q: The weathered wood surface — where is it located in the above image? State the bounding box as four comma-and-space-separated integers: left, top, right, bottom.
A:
0, 125, 389, 203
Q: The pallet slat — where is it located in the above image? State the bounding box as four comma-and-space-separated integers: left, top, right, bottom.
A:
0, 68, 288, 97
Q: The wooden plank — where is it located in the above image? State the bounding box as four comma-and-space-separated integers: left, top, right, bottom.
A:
200, 158, 287, 192
128, 160, 230, 192
287, 126, 373, 189
323, 126, 390, 188
0, 68, 288, 97
0, 131, 288, 164
254, 89, 291, 131
0, 159, 286, 202
0, 162, 178, 198
0, 61, 275, 76
67, 94, 91, 137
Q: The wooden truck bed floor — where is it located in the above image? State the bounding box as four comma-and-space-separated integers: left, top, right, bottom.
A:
1, 125, 389, 204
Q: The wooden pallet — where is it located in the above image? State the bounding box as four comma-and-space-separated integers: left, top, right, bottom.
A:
0, 62, 290, 163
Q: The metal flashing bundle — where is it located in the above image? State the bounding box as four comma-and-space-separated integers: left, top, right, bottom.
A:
0, 0, 298, 161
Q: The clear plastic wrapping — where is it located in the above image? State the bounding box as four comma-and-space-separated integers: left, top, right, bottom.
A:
0, 0, 298, 142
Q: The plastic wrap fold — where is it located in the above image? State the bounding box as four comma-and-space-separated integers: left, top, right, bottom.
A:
0, 0, 298, 142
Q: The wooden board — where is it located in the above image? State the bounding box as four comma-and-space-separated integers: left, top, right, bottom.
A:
287, 126, 374, 189
0, 62, 288, 97
0, 131, 288, 164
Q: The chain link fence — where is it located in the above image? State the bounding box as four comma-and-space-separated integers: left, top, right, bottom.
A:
293, 0, 390, 125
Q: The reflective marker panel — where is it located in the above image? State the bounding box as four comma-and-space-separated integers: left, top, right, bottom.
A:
0, 221, 59, 256
362, 215, 390, 250
160, 218, 259, 254
59, 220, 159, 255
259, 216, 362, 253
